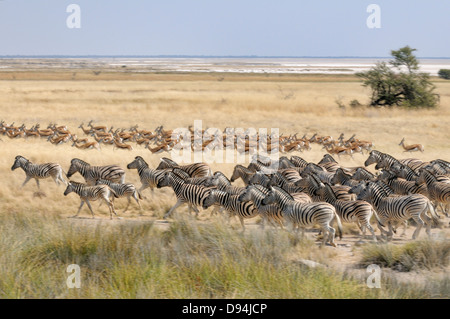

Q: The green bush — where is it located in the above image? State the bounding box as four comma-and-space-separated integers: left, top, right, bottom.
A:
438, 69, 450, 80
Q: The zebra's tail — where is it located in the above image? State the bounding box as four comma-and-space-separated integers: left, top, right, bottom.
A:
333, 213, 343, 240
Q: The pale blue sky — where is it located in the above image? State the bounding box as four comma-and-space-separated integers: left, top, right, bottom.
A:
0, 0, 448, 57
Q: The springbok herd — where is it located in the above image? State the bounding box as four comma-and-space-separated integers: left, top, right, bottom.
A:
1, 120, 382, 156
9, 131, 450, 246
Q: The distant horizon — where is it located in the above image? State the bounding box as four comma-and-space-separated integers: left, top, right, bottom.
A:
1, 55, 449, 59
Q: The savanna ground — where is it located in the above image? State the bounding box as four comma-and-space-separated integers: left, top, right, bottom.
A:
0, 67, 449, 298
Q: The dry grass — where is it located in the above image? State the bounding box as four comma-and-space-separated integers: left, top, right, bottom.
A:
0, 70, 449, 298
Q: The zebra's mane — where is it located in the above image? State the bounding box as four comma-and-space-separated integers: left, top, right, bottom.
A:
72, 158, 90, 166
214, 171, 232, 185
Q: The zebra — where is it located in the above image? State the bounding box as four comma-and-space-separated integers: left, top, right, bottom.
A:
295, 173, 356, 202
11, 155, 67, 189
300, 163, 334, 184
95, 179, 143, 213
156, 157, 212, 177
351, 167, 375, 182
331, 168, 360, 187
202, 189, 258, 231
317, 183, 384, 242
63, 181, 118, 219
416, 169, 450, 218
354, 181, 439, 241
230, 164, 255, 185
157, 169, 213, 219
126, 156, 169, 195
364, 150, 426, 173
261, 186, 342, 247
289, 155, 309, 168
204, 171, 245, 195
377, 170, 428, 197
67, 158, 125, 186
238, 184, 285, 229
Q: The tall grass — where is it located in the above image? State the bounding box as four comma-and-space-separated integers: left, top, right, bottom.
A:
0, 211, 448, 299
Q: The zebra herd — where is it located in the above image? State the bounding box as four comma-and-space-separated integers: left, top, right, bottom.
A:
10, 150, 450, 247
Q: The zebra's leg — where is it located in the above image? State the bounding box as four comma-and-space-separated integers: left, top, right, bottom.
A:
71, 200, 85, 218
386, 222, 395, 241
164, 199, 183, 219
191, 205, 200, 217
238, 216, 246, 232
122, 197, 132, 213
132, 192, 142, 211
420, 209, 433, 237
21, 176, 32, 188
35, 179, 40, 190
411, 216, 425, 239
107, 199, 118, 219
365, 223, 377, 242
85, 200, 96, 219
401, 220, 408, 237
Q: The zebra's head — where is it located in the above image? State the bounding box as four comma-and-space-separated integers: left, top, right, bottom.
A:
11, 155, 28, 171
364, 151, 380, 167
67, 158, 87, 178
202, 190, 219, 210
261, 187, 276, 205
237, 185, 254, 202
127, 156, 146, 169
156, 171, 172, 188
64, 182, 75, 196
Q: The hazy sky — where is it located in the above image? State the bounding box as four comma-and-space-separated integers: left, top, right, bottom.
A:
0, 0, 448, 57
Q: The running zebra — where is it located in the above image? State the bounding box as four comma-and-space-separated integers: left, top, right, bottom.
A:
67, 158, 125, 185
11, 155, 67, 189
96, 179, 143, 213
63, 181, 118, 219
238, 185, 285, 229
351, 167, 375, 182
126, 156, 169, 195
364, 150, 426, 172
203, 189, 259, 231
317, 183, 384, 242
156, 157, 212, 177
354, 181, 439, 241
416, 169, 450, 217
204, 171, 245, 195
377, 170, 428, 197
331, 168, 360, 187
262, 186, 342, 247
157, 169, 213, 219
230, 165, 256, 185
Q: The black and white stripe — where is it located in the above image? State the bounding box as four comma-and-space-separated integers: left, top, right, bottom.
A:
354, 181, 439, 241
157, 169, 212, 218
127, 156, 169, 194
11, 155, 66, 189
63, 181, 118, 219
96, 179, 143, 213
416, 169, 450, 217
67, 158, 125, 185
318, 183, 384, 242
156, 157, 212, 177
262, 186, 342, 247
203, 189, 259, 230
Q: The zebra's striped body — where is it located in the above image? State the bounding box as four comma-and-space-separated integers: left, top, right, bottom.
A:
127, 156, 169, 194
67, 158, 125, 186
318, 183, 383, 241
238, 185, 285, 228
96, 179, 143, 213
296, 174, 355, 202
378, 170, 428, 197
156, 157, 212, 177
230, 165, 255, 185
63, 181, 118, 219
203, 189, 258, 230
11, 155, 66, 189
351, 167, 375, 182
157, 170, 212, 218
417, 169, 450, 217
262, 186, 342, 247
331, 168, 359, 187
205, 171, 245, 195
355, 182, 438, 241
